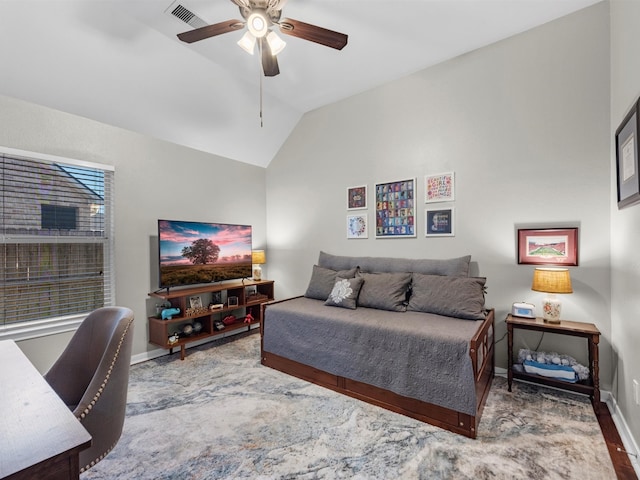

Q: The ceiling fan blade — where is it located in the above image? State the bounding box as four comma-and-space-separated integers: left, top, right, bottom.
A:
177, 19, 244, 44
279, 18, 348, 50
260, 38, 280, 77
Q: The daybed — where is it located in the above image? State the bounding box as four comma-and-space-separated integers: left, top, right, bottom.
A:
260, 252, 494, 438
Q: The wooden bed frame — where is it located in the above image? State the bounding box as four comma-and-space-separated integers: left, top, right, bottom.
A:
260, 303, 495, 439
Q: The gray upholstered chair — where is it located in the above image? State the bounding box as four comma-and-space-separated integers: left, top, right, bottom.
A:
44, 306, 135, 473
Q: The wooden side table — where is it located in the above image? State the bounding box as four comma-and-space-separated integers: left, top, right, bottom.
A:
506, 314, 601, 413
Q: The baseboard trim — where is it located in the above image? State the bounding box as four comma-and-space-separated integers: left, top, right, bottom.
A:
605, 391, 640, 476
131, 323, 260, 365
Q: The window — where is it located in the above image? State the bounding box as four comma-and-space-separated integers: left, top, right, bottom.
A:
0, 148, 115, 340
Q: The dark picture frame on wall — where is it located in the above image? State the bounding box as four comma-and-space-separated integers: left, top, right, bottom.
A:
517, 227, 579, 266
347, 185, 367, 210
615, 100, 640, 209
374, 178, 416, 238
425, 208, 455, 237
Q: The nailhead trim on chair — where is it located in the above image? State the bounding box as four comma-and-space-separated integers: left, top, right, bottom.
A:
79, 316, 134, 473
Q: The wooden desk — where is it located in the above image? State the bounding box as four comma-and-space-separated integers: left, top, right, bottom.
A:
506, 314, 601, 413
0, 340, 91, 480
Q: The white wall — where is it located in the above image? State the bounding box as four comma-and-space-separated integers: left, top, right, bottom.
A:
266, 3, 612, 387
610, 0, 640, 453
0, 95, 267, 372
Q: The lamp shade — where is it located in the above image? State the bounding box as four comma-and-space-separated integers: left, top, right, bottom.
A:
531, 268, 573, 294
252, 250, 266, 265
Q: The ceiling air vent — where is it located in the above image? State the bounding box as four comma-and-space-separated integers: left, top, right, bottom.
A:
168, 3, 208, 29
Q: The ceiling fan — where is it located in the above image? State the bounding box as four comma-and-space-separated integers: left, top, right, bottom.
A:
177, 0, 348, 77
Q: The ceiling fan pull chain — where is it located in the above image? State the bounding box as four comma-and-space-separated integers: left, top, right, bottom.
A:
259, 40, 264, 128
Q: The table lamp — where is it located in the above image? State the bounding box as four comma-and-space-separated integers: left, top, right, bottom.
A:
252, 250, 266, 281
531, 267, 573, 323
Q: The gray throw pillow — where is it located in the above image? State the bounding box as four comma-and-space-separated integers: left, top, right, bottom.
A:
317, 251, 471, 277
357, 272, 412, 312
407, 274, 487, 320
324, 277, 364, 309
304, 265, 358, 300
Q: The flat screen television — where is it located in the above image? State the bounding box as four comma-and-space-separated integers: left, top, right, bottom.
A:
158, 219, 252, 289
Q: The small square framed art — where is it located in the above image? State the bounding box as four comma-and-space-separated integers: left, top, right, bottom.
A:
425, 172, 455, 203
347, 214, 368, 239
347, 185, 367, 210
425, 208, 455, 236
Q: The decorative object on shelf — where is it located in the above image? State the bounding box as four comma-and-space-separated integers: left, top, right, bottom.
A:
185, 306, 209, 317
214, 320, 225, 331
347, 185, 367, 210
247, 292, 268, 303
209, 303, 224, 310
531, 267, 573, 323
223, 315, 237, 326
161, 307, 181, 320
189, 296, 203, 309
615, 99, 640, 209
193, 321, 203, 334
518, 348, 589, 382
374, 178, 416, 238
181, 324, 194, 336
425, 172, 455, 203
168, 333, 180, 345
227, 296, 239, 307
517, 227, 579, 266
425, 208, 454, 237
347, 214, 368, 239
244, 312, 254, 324
251, 250, 266, 281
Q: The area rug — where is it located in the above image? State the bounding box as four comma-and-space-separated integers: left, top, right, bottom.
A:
81, 332, 616, 480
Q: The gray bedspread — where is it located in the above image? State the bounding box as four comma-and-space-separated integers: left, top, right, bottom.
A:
263, 297, 482, 416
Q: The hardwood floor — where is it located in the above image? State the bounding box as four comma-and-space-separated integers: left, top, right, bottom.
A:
597, 402, 638, 480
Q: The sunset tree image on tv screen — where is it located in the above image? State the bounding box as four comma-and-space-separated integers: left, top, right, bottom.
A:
158, 220, 252, 287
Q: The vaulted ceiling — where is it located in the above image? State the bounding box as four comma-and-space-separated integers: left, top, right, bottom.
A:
0, 0, 600, 167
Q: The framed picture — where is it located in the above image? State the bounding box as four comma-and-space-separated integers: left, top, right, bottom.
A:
347, 214, 368, 239
189, 296, 203, 309
227, 296, 239, 307
425, 208, 455, 236
374, 178, 416, 238
517, 228, 579, 266
347, 185, 367, 210
425, 172, 455, 203
615, 101, 640, 209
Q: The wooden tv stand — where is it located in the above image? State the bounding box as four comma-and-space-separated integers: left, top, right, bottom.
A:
148, 280, 274, 360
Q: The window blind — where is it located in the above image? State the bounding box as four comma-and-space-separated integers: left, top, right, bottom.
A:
0, 150, 115, 329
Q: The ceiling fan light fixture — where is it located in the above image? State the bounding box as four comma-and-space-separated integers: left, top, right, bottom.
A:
266, 31, 286, 56
247, 11, 269, 38
237, 31, 256, 54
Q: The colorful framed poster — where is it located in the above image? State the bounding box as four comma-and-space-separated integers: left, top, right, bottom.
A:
425, 208, 455, 236
374, 178, 416, 238
425, 172, 455, 203
517, 228, 579, 266
347, 214, 368, 239
347, 185, 367, 210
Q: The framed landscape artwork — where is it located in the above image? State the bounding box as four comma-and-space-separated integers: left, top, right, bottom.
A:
374, 178, 416, 238
517, 228, 579, 266
347, 185, 367, 210
347, 214, 368, 239
425, 172, 455, 203
425, 208, 455, 237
